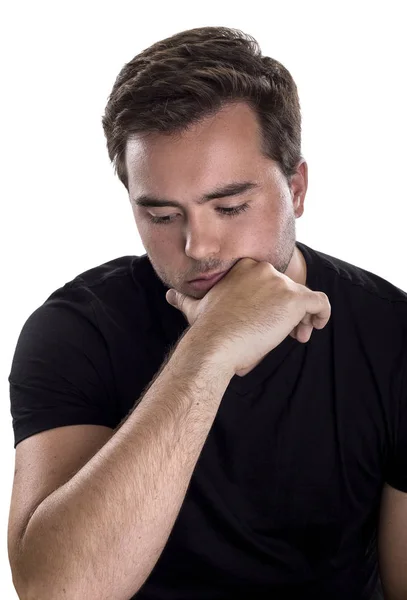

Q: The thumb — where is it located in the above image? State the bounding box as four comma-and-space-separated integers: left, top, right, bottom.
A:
166, 289, 186, 311
165, 288, 198, 327
166, 289, 177, 306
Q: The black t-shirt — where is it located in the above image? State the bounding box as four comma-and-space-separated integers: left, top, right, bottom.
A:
9, 241, 407, 600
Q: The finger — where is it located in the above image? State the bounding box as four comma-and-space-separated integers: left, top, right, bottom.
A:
290, 317, 314, 343
166, 289, 199, 327
305, 291, 331, 329
291, 312, 312, 336
300, 313, 313, 326
166, 289, 187, 311
296, 323, 314, 343
166, 289, 177, 305
289, 327, 297, 339
177, 293, 188, 314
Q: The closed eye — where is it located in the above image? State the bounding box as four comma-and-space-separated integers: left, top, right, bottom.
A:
147, 203, 251, 225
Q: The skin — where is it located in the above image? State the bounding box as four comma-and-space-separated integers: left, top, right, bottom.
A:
125, 101, 308, 301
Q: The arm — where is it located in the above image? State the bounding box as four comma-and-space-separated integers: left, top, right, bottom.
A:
378, 483, 407, 600
15, 326, 234, 600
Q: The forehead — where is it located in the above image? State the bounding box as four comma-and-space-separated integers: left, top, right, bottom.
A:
125, 102, 270, 195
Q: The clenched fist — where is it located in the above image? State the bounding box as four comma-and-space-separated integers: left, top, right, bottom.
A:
166, 258, 331, 377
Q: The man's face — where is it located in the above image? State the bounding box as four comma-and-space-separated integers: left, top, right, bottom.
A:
126, 102, 307, 299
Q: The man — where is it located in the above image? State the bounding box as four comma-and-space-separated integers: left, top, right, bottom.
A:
7, 26, 406, 600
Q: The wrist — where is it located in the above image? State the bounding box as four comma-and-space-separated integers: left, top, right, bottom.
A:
178, 325, 235, 381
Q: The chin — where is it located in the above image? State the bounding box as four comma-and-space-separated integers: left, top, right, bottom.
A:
187, 288, 206, 300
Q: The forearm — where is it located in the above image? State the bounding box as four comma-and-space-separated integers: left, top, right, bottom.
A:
18, 328, 233, 600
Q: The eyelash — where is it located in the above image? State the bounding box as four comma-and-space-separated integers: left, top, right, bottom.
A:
147, 203, 250, 225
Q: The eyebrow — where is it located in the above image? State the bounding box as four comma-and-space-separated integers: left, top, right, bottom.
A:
132, 181, 260, 208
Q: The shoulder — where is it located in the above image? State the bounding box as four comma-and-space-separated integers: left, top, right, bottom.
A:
298, 241, 407, 348
12, 253, 158, 378
299, 241, 407, 309
38, 253, 155, 325
63, 254, 150, 295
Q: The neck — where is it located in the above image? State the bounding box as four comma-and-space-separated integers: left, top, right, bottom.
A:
285, 246, 307, 287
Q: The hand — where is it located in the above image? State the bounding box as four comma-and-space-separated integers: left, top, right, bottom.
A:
166, 258, 331, 377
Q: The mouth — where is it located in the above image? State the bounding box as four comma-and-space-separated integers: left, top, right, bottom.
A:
188, 271, 227, 291
188, 270, 226, 282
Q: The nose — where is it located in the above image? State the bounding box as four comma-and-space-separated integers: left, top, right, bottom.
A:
184, 218, 221, 261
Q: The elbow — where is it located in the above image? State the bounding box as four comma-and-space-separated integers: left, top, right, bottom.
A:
9, 546, 31, 600
9, 541, 59, 600
10, 567, 33, 600
10, 560, 41, 600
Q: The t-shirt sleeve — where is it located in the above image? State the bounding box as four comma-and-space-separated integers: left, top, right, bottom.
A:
385, 380, 407, 492
8, 283, 117, 449
385, 303, 407, 492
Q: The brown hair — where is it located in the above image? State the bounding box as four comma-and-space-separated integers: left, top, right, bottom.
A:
102, 26, 303, 191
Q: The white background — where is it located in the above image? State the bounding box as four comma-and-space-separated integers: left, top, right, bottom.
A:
1, 1, 406, 597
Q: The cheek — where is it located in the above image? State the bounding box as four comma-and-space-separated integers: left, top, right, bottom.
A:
143, 232, 172, 259
135, 215, 174, 254
243, 210, 277, 241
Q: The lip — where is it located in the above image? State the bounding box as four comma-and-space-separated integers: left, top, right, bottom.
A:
189, 270, 226, 282
188, 270, 227, 291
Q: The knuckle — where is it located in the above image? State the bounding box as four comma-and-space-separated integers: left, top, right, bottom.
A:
259, 261, 275, 274
237, 257, 258, 269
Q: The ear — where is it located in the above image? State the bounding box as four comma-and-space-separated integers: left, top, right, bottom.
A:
289, 159, 308, 218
